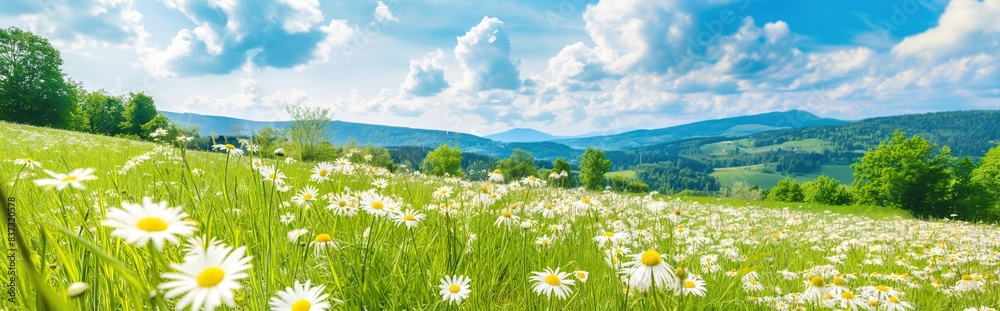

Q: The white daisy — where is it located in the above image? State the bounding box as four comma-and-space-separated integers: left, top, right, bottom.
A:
212, 143, 245, 156
390, 209, 425, 228
438, 275, 471, 305
101, 197, 196, 250
269, 280, 337, 311
159, 240, 252, 311
621, 249, 677, 292
529, 267, 575, 299
33, 168, 98, 190
310, 162, 334, 183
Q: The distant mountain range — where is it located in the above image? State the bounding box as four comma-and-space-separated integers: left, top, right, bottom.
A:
161, 109, 845, 159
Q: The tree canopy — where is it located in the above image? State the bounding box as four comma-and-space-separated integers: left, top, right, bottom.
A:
0, 27, 78, 128
421, 144, 464, 177
579, 147, 612, 190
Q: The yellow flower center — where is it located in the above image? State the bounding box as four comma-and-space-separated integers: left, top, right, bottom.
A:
640, 250, 662, 266
291, 299, 312, 311
269, 173, 277, 180
403, 215, 416, 221
338, 201, 347, 207
962, 274, 973, 281
833, 277, 847, 286
529, 176, 537, 181
196, 267, 225, 287
136, 217, 168, 232
874, 285, 889, 292
62, 175, 78, 182
750, 280, 758, 285
841, 291, 856, 299
673, 209, 681, 215
576, 272, 586, 279
502, 211, 512, 218
24, 158, 32, 162
810, 276, 825, 287
889, 296, 900, 303
684, 280, 696, 289
224, 144, 235, 150
314, 234, 333, 243
603, 231, 615, 237
581, 197, 591, 204
492, 169, 501, 174
481, 187, 490, 194
545, 274, 561, 285
302, 194, 313, 201
372, 202, 384, 210
448, 284, 461, 293
319, 169, 328, 176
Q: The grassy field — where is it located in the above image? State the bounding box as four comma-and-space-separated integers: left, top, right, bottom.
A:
605, 170, 636, 179
2, 122, 999, 310
712, 164, 855, 188
700, 138, 835, 155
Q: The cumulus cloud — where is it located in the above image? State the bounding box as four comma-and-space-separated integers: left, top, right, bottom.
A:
455, 17, 523, 91
400, 50, 449, 96
892, 0, 1000, 61
177, 79, 310, 120
141, 0, 354, 77
6, 0, 148, 48
374, 1, 398, 23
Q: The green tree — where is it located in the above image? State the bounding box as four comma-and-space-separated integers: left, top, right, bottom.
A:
767, 178, 804, 202
140, 113, 171, 137
286, 103, 332, 161
971, 143, 1000, 220
550, 158, 573, 188
496, 148, 538, 180
81, 91, 126, 135
0, 27, 78, 128
950, 157, 993, 221
852, 131, 951, 216
122, 92, 159, 137
802, 175, 852, 205
579, 147, 612, 190
421, 144, 464, 177
254, 127, 288, 157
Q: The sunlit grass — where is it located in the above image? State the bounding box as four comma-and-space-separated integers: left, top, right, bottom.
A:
2, 121, 999, 310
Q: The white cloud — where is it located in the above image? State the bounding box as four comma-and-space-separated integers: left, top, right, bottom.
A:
454, 16, 523, 91
12, 0, 148, 49
400, 50, 449, 96
374, 1, 398, 23
892, 0, 1000, 61
177, 79, 311, 120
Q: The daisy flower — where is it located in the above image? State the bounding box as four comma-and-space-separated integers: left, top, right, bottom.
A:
593, 230, 627, 247
279, 213, 295, 225
432, 186, 453, 200
677, 274, 707, 296
835, 290, 868, 310
521, 176, 543, 187
310, 162, 334, 182
883, 295, 914, 311
159, 240, 252, 311
33, 168, 97, 190
390, 209, 425, 228
311, 233, 338, 253
536, 235, 554, 247
326, 194, 357, 216
13, 158, 41, 170
212, 143, 245, 156
494, 210, 519, 227
742, 280, 764, 292
438, 275, 471, 305
102, 197, 196, 250
293, 186, 319, 206
333, 158, 353, 174
287, 229, 309, 243
371, 178, 388, 189
360, 193, 401, 217
260, 165, 286, 186
573, 270, 589, 283
269, 280, 337, 311
488, 169, 504, 182
529, 267, 575, 299
621, 249, 677, 292
802, 276, 828, 303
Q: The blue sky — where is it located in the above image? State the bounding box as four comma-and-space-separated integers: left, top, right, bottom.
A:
2, 0, 998, 136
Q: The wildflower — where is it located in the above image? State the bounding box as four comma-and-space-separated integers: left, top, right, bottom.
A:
743, 280, 764, 292
488, 169, 504, 182
360, 193, 401, 217
494, 210, 519, 227
835, 290, 868, 310
802, 276, 828, 303
159, 240, 252, 311
150, 128, 169, 138
33, 168, 97, 190
285, 157, 296, 164
13, 158, 42, 170
529, 267, 575, 299
67, 282, 89, 298
273, 148, 285, 157
293, 186, 319, 206
621, 249, 677, 292
677, 274, 707, 296
311, 233, 338, 253
212, 143, 245, 156
269, 280, 336, 311
432, 186, 453, 200
883, 295, 914, 311
438, 275, 471, 305
593, 230, 626, 247
955, 274, 984, 293
279, 213, 295, 225
390, 209, 425, 228
287, 229, 309, 243
102, 197, 196, 250
371, 178, 388, 189
310, 162, 334, 182
260, 165, 286, 186
327, 194, 357, 216
573, 270, 589, 283
536, 235, 554, 247
522, 176, 543, 187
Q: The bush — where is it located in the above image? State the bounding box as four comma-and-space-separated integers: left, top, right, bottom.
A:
721, 181, 765, 201
802, 175, 853, 205
767, 178, 804, 202
626, 180, 650, 193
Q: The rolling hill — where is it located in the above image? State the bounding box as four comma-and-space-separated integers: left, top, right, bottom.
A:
484, 128, 563, 142
555, 110, 849, 150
